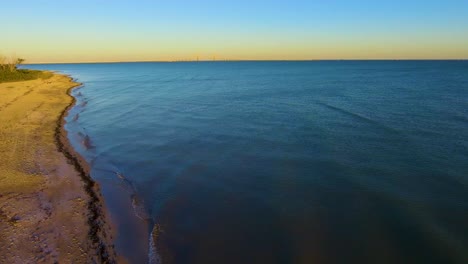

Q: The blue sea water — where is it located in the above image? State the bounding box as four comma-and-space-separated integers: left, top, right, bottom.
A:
28, 61, 468, 264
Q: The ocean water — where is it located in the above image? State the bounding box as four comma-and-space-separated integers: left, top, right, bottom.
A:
28, 61, 468, 264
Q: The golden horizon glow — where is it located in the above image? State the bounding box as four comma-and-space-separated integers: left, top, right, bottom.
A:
5, 36, 468, 64
2, 1, 468, 63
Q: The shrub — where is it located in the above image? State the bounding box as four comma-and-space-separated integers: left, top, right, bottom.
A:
0, 55, 51, 83
0, 69, 52, 83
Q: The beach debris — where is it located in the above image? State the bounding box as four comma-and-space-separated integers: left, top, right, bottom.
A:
8, 214, 21, 225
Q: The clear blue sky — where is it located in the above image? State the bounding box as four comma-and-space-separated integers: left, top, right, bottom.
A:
2, 0, 468, 62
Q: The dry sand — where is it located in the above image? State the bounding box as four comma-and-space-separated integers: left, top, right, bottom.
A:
0, 74, 118, 263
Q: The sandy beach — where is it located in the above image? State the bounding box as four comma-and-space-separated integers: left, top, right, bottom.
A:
0, 73, 117, 263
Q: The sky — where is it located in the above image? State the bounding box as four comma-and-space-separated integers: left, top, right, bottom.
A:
1, 0, 468, 63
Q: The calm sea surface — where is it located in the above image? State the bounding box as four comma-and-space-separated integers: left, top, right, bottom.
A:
28, 61, 468, 264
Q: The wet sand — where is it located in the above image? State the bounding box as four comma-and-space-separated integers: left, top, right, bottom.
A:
0, 74, 118, 263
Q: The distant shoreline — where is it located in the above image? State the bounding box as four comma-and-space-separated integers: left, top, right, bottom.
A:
24, 59, 468, 65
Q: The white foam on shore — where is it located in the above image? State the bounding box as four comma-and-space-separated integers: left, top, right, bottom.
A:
148, 224, 162, 264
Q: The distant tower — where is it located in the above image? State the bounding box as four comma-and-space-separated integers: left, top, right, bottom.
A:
197, 56, 199, 62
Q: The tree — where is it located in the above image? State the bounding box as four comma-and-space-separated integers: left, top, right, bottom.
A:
16, 58, 25, 66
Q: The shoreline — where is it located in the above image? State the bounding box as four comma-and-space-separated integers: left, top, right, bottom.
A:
66, 78, 155, 263
0, 73, 118, 263
55, 76, 117, 262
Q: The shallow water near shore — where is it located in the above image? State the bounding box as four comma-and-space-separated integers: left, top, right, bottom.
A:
27, 61, 468, 263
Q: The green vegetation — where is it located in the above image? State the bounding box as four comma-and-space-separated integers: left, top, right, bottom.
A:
0, 55, 51, 83
0, 69, 52, 83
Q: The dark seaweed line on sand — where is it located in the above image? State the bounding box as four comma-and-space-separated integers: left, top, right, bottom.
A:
54, 77, 116, 264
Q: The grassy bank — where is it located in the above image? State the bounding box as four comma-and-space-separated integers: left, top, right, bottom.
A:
0, 69, 52, 83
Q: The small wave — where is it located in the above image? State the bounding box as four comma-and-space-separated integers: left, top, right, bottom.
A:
452, 111, 468, 124
316, 101, 398, 133
131, 194, 151, 221
190, 77, 225, 81
118, 174, 151, 220
149, 224, 163, 264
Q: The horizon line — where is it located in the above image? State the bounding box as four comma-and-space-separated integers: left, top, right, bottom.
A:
25, 58, 468, 65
